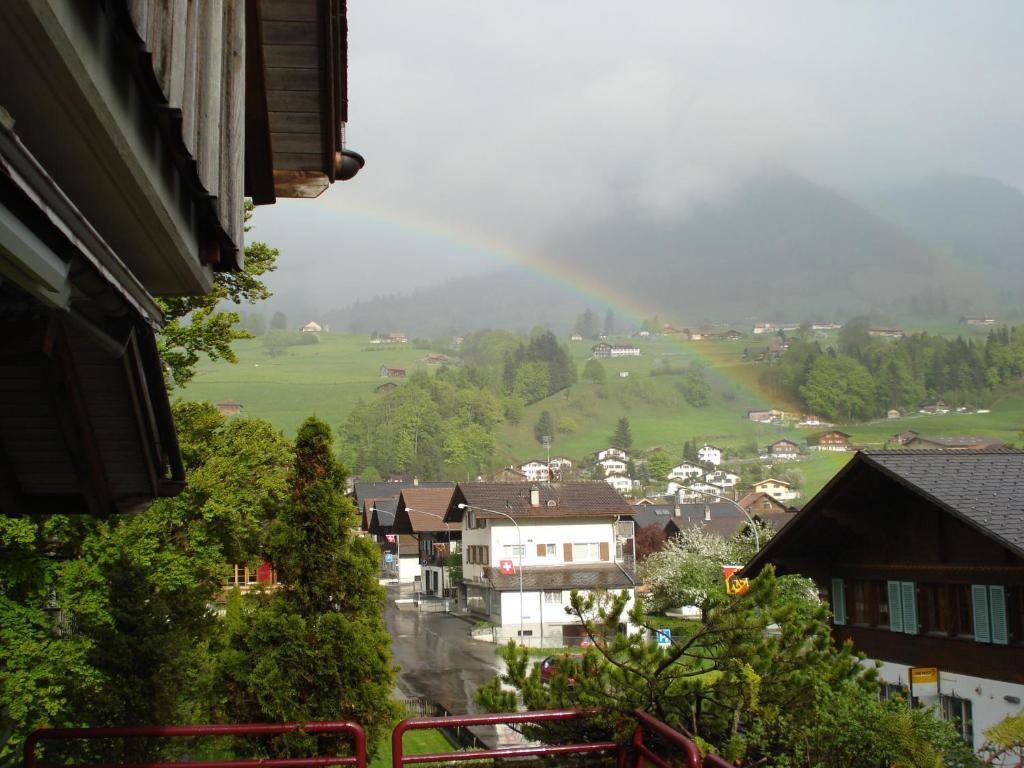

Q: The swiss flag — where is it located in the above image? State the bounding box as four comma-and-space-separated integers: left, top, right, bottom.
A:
499, 559, 516, 576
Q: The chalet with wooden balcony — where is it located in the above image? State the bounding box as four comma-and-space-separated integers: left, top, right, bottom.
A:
743, 450, 1024, 753
393, 486, 459, 597
0, 0, 357, 516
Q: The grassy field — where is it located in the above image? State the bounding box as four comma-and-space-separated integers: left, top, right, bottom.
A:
180, 331, 1024, 498
180, 334, 435, 436
369, 727, 454, 768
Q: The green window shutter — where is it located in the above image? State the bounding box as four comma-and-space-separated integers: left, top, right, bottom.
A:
989, 586, 1008, 645
972, 584, 991, 643
900, 582, 918, 635
831, 578, 846, 626
887, 581, 903, 632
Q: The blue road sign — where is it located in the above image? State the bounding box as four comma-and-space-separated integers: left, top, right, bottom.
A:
655, 628, 672, 647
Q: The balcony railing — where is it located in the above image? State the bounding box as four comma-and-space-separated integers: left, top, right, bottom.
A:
25, 709, 730, 768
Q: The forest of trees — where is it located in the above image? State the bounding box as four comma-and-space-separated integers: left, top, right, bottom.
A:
759, 318, 1024, 422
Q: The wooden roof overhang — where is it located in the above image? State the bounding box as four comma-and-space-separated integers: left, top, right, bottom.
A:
0, 119, 185, 516
742, 452, 1024, 584
246, 0, 355, 203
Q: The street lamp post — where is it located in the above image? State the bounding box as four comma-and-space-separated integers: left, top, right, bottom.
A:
457, 502, 524, 643
688, 488, 761, 551
405, 506, 452, 600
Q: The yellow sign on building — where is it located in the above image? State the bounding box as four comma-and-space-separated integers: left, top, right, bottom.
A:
910, 667, 938, 684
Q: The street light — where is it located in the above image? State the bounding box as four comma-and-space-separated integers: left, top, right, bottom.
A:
457, 501, 524, 643
405, 506, 452, 599
687, 488, 761, 551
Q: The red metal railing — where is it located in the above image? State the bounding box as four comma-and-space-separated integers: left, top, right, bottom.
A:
24, 721, 366, 768
25, 709, 731, 768
391, 708, 622, 767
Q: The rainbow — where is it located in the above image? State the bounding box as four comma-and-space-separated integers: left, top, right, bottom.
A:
309, 197, 774, 410
310, 197, 659, 324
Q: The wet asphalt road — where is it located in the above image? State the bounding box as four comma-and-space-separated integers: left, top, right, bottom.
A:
385, 586, 506, 715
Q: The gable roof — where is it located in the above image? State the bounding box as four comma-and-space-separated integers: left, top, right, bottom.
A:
744, 449, 1024, 575
447, 481, 634, 522
352, 480, 453, 510
393, 487, 457, 533
754, 477, 792, 488
736, 491, 789, 513
368, 498, 398, 534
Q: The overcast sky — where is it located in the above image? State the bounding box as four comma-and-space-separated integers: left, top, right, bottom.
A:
251, 2, 1024, 314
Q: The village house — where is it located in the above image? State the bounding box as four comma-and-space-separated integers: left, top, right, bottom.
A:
869, 327, 906, 339
743, 450, 1024, 754
380, 365, 407, 378
0, 0, 355, 516
301, 321, 322, 333
959, 315, 996, 326
425, 353, 450, 364
353, 480, 455, 581
919, 399, 951, 415
752, 478, 799, 502
902, 436, 1006, 451
446, 482, 637, 645
598, 447, 629, 462
752, 323, 775, 335
570, 332, 584, 342
676, 481, 727, 504
591, 342, 641, 358
705, 470, 740, 489
736, 491, 791, 517
811, 322, 843, 331
887, 409, 902, 419
605, 475, 635, 495
698, 444, 723, 466
807, 430, 852, 452
668, 462, 705, 481
392, 487, 460, 597
389, 332, 408, 343
765, 439, 801, 460
375, 382, 399, 394
215, 400, 243, 417
598, 457, 629, 477
519, 460, 551, 483
548, 457, 574, 480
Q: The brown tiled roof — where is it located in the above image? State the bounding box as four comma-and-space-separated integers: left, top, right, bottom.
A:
736, 492, 788, 513
394, 487, 457, 533
446, 482, 634, 522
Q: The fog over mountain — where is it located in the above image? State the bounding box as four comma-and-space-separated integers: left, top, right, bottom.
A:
254, 3, 1024, 329
319, 172, 1013, 336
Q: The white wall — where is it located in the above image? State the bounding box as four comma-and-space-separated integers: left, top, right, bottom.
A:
875, 660, 1024, 755
496, 587, 637, 643
398, 555, 420, 583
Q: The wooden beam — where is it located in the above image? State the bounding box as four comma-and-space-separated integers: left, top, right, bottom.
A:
43, 318, 114, 517
245, 0, 276, 204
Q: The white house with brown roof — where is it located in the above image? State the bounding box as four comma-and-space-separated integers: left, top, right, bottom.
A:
597, 457, 628, 477
605, 475, 635, 495
393, 487, 459, 597
598, 447, 628, 462
446, 482, 637, 645
668, 462, 705, 481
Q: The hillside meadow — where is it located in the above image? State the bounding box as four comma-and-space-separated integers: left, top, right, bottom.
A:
180, 331, 1024, 498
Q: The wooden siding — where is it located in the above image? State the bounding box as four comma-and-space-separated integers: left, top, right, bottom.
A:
127, 0, 245, 261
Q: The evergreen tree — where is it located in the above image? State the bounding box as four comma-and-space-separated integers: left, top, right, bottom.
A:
610, 417, 633, 451
534, 411, 554, 445
219, 418, 398, 753
270, 311, 288, 331
603, 308, 616, 337
248, 312, 267, 336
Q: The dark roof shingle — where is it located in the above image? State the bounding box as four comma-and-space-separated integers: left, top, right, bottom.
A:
862, 449, 1024, 555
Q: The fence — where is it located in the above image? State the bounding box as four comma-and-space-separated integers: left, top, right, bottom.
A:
24, 721, 366, 768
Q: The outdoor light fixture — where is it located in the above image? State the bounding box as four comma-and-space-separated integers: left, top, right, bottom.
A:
335, 148, 364, 180
690, 489, 761, 551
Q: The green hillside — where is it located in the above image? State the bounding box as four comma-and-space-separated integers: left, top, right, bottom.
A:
180, 334, 434, 436
180, 331, 1024, 498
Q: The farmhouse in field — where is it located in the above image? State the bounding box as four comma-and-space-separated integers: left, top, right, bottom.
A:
301, 321, 322, 333
592, 342, 640, 358
807, 430, 851, 452
380, 365, 407, 378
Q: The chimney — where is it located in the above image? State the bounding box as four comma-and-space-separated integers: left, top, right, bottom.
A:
703, 503, 712, 522
530, 486, 540, 507
413, 476, 419, 486
673, 501, 680, 517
